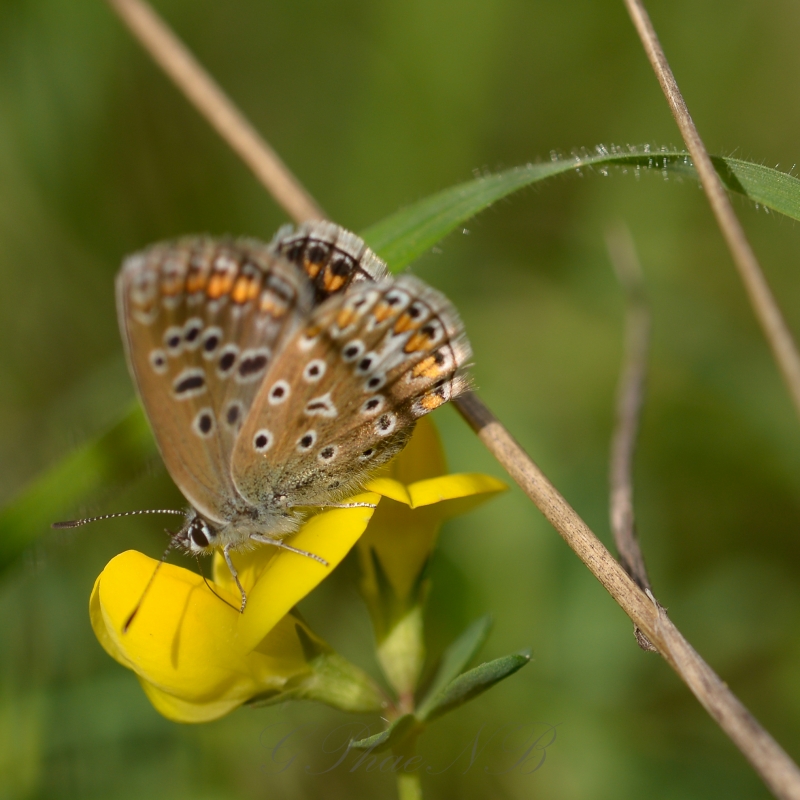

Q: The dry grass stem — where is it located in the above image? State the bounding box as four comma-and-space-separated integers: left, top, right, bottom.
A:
606, 226, 655, 651
606, 227, 652, 591
106, 1, 800, 797
624, 0, 800, 422
106, 0, 325, 225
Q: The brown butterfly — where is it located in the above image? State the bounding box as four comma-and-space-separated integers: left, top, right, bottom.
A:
60, 222, 471, 613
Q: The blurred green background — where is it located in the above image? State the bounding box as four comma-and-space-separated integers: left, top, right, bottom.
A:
2, 0, 800, 798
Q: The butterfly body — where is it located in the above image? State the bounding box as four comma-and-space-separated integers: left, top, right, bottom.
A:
116, 222, 470, 601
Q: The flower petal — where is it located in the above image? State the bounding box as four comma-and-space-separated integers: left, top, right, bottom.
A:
361, 477, 411, 505
90, 551, 312, 722
229, 493, 380, 652
366, 472, 507, 511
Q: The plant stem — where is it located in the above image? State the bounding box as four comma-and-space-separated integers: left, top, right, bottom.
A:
397, 771, 423, 800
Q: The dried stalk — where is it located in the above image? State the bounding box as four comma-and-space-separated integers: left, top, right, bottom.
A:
104, 1, 800, 797
624, 0, 800, 423
606, 226, 652, 593
606, 226, 655, 651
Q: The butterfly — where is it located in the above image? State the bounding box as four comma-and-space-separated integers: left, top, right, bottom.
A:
106, 221, 471, 611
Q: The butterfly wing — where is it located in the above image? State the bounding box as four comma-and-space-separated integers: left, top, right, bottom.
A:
231, 274, 471, 508
116, 237, 312, 523
270, 220, 387, 304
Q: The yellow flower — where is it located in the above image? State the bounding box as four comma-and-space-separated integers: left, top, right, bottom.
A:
89, 418, 505, 723
90, 496, 380, 723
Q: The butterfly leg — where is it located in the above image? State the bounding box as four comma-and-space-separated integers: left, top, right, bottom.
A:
223, 543, 248, 613
250, 534, 330, 567
290, 502, 377, 509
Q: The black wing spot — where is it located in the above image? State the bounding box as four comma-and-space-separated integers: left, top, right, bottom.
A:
174, 373, 205, 395
226, 404, 240, 426
238, 353, 269, 377
204, 333, 220, 352
253, 429, 273, 452
219, 350, 237, 372
330, 254, 354, 276
185, 321, 202, 342
307, 243, 330, 264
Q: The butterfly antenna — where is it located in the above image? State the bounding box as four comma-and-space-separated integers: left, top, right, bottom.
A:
52, 509, 186, 529
123, 533, 179, 633
194, 554, 240, 613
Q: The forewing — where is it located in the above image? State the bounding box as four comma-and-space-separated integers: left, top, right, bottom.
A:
116, 237, 312, 522
231, 274, 471, 508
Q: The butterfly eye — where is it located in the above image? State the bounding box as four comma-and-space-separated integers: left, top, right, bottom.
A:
188, 520, 213, 550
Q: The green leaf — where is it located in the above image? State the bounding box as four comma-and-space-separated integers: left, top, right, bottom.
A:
0, 404, 156, 576
417, 615, 493, 719
361, 151, 800, 269
350, 714, 418, 753
418, 650, 531, 723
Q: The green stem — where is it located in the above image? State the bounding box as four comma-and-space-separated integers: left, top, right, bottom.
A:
396, 769, 422, 800
394, 732, 423, 800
